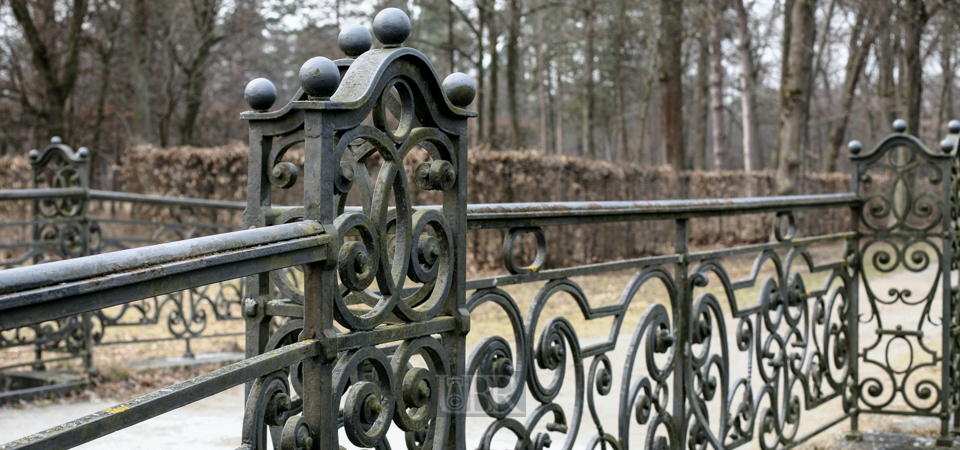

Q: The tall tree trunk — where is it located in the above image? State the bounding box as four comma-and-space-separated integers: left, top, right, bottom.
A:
878, 6, 899, 125
556, 64, 564, 155
475, 0, 486, 144
771, 0, 795, 171
803, 0, 836, 176
636, 73, 656, 165
693, 30, 709, 171
537, 3, 549, 153
9, 0, 88, 139
659, 0, 683, 169
506, 0, 521, 149
900, 0, 926, 135
775, 0, 816, 195
822, 2, 877, 172
447, 1, 455, 73
732, 0, 760, 171
582, 0, 596, 158
487, 5, 500, 149
614, 0, 629, 161
938, 21, 956, 133
708, 0, 727, 170
131, 0, 152, 144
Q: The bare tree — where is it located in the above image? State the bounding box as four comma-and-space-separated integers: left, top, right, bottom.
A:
8, 0, 88, 138
775, 0, 817, 195
582, 0, 597, 158
822, 0, 878, 172
659, 0, 683, 169
707, 0, 727, 170
731, 0, 760, 171
506, 0, 522, 149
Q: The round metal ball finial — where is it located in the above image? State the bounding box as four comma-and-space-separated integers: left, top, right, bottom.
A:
941, 138, 955, 153
893, 119, 908, 133
77, 147, 90, 159
299, 57, 340, 99
373, 8, 411, 48
848, 140, 862, 155
51, 136, 62, 144
442, 73, 476, 107
244, 78, 277, 111
28, 149, 39, 160
949, 120, 960, 134
339, 24, 372, 57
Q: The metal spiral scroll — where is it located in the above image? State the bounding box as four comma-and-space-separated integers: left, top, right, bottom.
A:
685, 244, 851, 450
326, 124, 457, 331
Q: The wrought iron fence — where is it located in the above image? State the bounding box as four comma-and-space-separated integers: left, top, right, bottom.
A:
0, 139, 246, 380
1, 8, 959, 450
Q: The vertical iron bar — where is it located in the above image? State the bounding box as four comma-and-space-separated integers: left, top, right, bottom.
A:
939, 157, 954, 447
301, 109, 340, 449
441, 124, 470, 449
847, 157, 862, 440
673, 218, 690, 449
242, 128, 273, 401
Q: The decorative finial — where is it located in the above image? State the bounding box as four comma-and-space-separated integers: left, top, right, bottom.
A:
299, 57, 340, 99
244, 78, 278, 111
373, 8, 411, 48
77, 147, 89, 159
27, 149, 39, 161
941, 138, 955, 153
51, 136, 62, 144
949, 120, 960, 134
892, 119, 907, 133
848, 140, 862, 155
442, 73, 476, 108
339, 24, 372, 57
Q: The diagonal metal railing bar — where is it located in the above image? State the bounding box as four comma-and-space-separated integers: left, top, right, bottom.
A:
0, 340, 321, 450
0, 221, 330, 329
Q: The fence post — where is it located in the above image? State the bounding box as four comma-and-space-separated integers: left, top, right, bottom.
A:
941, 121, 960, 444
846, 139, 863, 441
26, 137, 94, 374
674, 218, 690, 449
241, 9, 476, 448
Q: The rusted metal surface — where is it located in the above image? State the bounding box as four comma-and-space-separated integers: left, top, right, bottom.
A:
0, 9, 959, 450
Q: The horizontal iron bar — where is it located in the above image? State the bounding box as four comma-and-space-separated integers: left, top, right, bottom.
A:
88, 190, 247, 210
0, 354, 85, 371
461, 194, 859, 228
466, 254, 683, 290
0, 188, 86, 200
0, 188, 250, 210
0, 340, 320, 450
97, 332, 244, 346
336, 317, 456, 351
332, 194, 859, 228
0, 222, 330, 330
688, 232, 855, 261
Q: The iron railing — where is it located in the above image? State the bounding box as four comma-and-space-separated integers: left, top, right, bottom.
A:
1, 8, 959, 450
0, 139, 247, 380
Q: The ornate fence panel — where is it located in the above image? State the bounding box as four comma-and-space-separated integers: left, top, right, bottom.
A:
239, 9, 475, 448
849, 120, 959, 444
1, 8, 960, 450
0, 140, 247, 382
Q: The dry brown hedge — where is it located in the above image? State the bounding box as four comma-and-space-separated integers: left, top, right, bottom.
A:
1, 145, 852, 270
